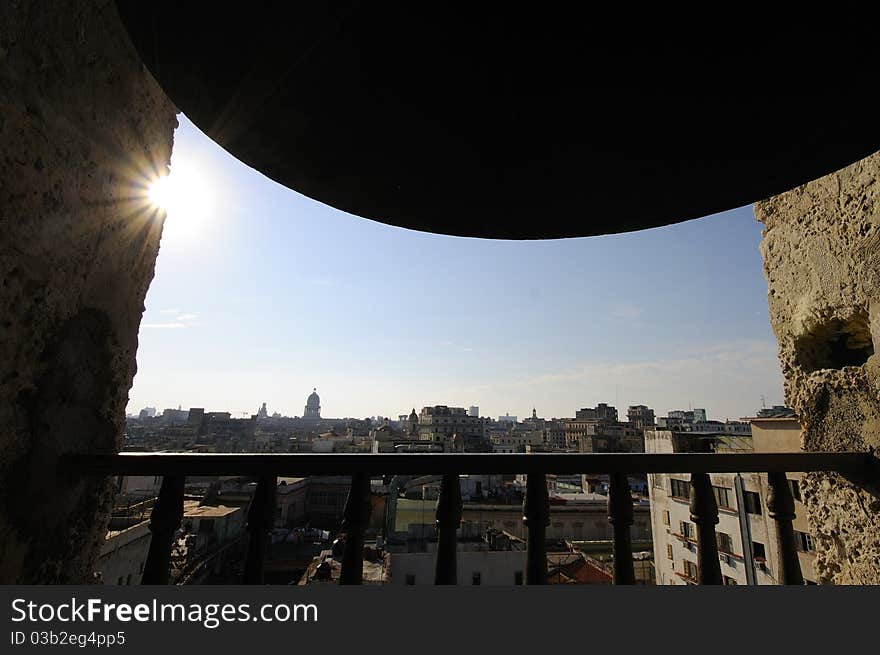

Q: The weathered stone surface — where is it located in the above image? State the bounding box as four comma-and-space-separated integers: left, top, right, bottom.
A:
0, 0, 176, 582
755, 151, 880, 584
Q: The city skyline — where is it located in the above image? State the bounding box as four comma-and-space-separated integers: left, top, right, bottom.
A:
128, 392, 778, 424
128, 115, 786, 421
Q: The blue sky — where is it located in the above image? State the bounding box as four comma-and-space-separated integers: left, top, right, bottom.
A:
128, 115, 785, 421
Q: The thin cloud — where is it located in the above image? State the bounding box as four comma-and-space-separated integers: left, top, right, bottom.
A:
447, 339, 783, 418
142, 322, 187, 329
609, 304, 643, 320
439, 340, 474, 353
142, 311, 202, 330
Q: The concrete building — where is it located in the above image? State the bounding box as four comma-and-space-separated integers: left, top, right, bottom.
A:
114, 475, 162, 503
138, 407, 157, 419
626, 405, 655, 428
394, 496, 652, 545
96, 498, 157, 586
748, 414, 817, 582
387, 525, 527, 585
756, 405, 795, 418
490, 426, 544, 453
161, 407, 189, 424
646, 422, 818, 585
97, 520, 151, 586
182, 501, 245, 547
575, 403, 618, 422
418, 405, 488, 452
468, 406, 479, 417
543, 420, 569, 450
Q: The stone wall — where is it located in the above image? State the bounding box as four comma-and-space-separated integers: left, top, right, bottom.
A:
755, 151, 880, 584
0, 1, 177, 582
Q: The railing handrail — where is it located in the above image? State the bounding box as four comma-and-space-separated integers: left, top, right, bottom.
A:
63, 451, 872, 476
85, 450, 875, 586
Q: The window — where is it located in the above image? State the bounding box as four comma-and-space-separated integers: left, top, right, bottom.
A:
662, 510, 670, 526
717, 532, 733, 553
666, 544, 674, 560
680, 521, 694, 539
713, 486, 734, 510
743, 491, 762, 515
683, 560, 698, 580
795, 531, 815, 552
723, 575, 738, 586
789, 479, 802, 502
405, 574, 416, 585
752, 541, 766, 561
472, 572, 481, 586
514, 571, 523, 585
670, 478, 690, 499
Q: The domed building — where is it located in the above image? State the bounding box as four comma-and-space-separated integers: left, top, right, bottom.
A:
303, 388, 321, 420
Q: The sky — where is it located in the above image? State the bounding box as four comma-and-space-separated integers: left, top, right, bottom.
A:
128, 114, 786, 422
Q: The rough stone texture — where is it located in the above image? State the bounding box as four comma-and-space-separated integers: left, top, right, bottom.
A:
755, 151, 880, 584
0, 1, 176, 582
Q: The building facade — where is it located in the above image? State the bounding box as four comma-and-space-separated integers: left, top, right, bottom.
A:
646, 423, 817, 585
418, 405, 488, 451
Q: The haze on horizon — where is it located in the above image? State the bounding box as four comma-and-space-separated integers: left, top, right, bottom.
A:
128, 115, 786, 422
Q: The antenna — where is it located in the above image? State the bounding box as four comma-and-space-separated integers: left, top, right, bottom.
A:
761, 395, 767, 409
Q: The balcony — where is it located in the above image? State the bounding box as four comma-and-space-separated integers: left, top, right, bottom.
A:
64, 451, 875, 585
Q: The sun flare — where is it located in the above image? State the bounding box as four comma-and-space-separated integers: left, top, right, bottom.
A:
147, 159, 215, 240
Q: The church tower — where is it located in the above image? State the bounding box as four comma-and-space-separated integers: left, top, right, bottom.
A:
407, 408, 419, 437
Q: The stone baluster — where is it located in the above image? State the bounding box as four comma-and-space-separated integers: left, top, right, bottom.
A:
434, 473, 463, 585
766, 471, 804, 585
339, 473, 372, 585
608, 472, 635, 585
689, 472, 722, 585
523, 472, 550, 585
242, 475, 277, 584
141, 475, 185, 584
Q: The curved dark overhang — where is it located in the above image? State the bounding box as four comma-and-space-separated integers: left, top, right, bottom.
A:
116, 3, 880, 239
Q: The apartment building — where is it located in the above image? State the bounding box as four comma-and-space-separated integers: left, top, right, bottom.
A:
646, 419, 817, 585
418, 405, 488, 451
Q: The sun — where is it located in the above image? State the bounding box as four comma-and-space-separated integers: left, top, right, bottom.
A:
147, 159, 215, 240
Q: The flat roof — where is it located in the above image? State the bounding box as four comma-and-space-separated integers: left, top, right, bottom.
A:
183, 503, 240, 519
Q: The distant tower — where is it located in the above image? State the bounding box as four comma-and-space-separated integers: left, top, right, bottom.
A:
304, 388, 321, 419
532, 407, 538, 420
407, 408, 419, 437
468, 406, 479, 417
257, 402, 268, 419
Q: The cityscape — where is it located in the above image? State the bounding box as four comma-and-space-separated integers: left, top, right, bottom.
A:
99, 388, 809, 586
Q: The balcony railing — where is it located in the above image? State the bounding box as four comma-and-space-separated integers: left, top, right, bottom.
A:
64, 451, 876, 586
